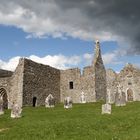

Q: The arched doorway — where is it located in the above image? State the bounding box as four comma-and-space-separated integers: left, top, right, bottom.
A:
0, 88, 8, 109
33, 97, 37, 107
127, 89, 133, 101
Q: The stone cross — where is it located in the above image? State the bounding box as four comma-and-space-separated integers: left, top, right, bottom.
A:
0, 96, 4, 115
11, 103, 22, 118
64, 97, 72, 109
45, 94, 55, 108
80, 92, 86, 103
102, 103, 111, 114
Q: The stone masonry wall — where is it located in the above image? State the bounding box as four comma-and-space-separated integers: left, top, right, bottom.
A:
9, 58, 24, 108
0, 77, 11, 104
0, 69, 13, 78
60, 66, 96, 103
118, 64, 140, 101
106, 69, 117, 104
22, 59, 60, 106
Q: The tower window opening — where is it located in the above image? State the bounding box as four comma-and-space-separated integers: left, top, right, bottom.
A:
69, 81, 74, 89
128, 82, 132, 85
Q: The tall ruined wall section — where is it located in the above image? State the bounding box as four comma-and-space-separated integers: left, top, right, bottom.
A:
118, 64, 140, 101
9, 58, 24, 108
22, 59, 60, 106
93, 41, 107, 101
60, 68, 81, 103
81, 66, 96, 102
60, 66, 96, 103
106, 69, 117, 103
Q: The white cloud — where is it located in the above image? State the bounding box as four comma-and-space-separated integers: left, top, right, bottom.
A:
0, 51, 125, 72
29, 54, 81, 69
102, 52, 122, 65
0, 1, 118, 41
0, 0, 140, 54
0, 54, 81, 71
133, 63, 140, 69
0, 56, 20, 71
83, 53, 93, 65
83, 51, 122, 66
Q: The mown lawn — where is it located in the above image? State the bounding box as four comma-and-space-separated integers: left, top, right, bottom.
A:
0, 102, 140, 140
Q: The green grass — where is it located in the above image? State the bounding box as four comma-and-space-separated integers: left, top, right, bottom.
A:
0, 102, 140, 140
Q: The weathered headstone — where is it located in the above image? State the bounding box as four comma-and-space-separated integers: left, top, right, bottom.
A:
115, 85, 126, 106
64, 97, 72, 109
45, 94, 55, 108
11, 103, 22, 118
0, 96, 4, 115
80, 92, 86, 103
102, 103, 111, 114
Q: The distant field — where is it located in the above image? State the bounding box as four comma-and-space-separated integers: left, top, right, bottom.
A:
0, 102, 140, 140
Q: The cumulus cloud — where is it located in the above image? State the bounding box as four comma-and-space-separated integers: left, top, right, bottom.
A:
0, 0, 140, 54
83, 51, 122, 66
0, 54, 81, 71
0, 51, 123, 71
83, 53, 93, 65
0, 56, 20, 71
102, 52, 122, 65
28, 54, 81, 69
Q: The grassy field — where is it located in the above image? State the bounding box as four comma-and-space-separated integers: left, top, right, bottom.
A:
0, 102, 140, 140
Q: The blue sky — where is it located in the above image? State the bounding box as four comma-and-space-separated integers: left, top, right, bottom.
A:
0, 1, 140, 72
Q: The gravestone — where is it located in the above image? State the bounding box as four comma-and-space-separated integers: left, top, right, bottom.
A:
102, 103, 111, 114
115, 85, 126, 106
80, 92, 86, 103
45, 94, 55, 108
0, 96, 4, 115
11, 103, 22, 118
64, 97, 72, 109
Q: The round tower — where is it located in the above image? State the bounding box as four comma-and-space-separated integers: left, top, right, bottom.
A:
92, 40, 107, 101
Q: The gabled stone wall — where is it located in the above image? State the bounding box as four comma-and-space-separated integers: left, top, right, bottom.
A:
22, 58, 60, 106
118, 64, 140, 101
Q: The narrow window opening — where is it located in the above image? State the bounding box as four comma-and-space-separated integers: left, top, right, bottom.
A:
128, 82, 132, 85
69, 81, 73, 89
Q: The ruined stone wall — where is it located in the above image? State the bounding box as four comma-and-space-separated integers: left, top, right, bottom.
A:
106, 69, 117, 104
0, 69, 13, 100
60, 68, 81, 103
0, 69, 13, 78
60, 66, 96, 103
83, 66, 94, 76
22, 59, 60, 106
81, 66, 96, 102
9, 58, 24, 108
118, 64, 140, 101
0, 77, 11, 102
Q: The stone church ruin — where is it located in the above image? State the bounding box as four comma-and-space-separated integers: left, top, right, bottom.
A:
0, 41, 140, 108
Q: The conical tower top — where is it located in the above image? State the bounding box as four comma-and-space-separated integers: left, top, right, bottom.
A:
92, 40, 103, 66
95, 40, 99, 44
